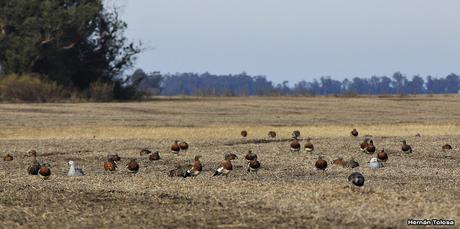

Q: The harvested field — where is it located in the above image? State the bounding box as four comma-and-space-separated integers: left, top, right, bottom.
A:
0, 96, 459, 228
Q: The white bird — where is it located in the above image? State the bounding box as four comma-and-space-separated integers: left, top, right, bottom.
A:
368, 157, 384, 169
68, 160, 85, 176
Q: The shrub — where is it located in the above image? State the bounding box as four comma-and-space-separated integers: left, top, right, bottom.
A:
0, 74, 66, 102
88, 81, 114, 102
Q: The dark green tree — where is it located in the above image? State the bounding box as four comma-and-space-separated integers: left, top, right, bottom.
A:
0, 0, 140, 89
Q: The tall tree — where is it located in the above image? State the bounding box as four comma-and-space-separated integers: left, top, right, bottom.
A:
0, 0, 140, 89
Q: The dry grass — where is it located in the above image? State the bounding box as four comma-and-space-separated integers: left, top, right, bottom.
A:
0, 95, 459, 228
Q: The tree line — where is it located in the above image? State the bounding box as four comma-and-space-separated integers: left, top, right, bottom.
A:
133, 70, 460, 96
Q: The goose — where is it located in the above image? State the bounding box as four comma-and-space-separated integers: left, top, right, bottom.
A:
245, 150, 257, 161
368, 157, 384, 169
332, 157, 346, 168
224, 152, 238, 160
171, 140, 181, 154
377, 148, 388, 162
315, 156, 327, 171
267, 131, 276, 139
350, 128, 359, 137
290, 139, 301, 152
213, 159, 233, 177
126, 159, 139, 173
304, 138, 314, 152
184, 155, 203, 177
401, 140, 412, 153
442, 144, 452, 150
348, 172, 365, 187
346, 158, 360, 169
139, 149, 152, 156
365, 140, 376, 154
241, 130, 248, 138
67, 161, 85, 176
27, 153, 41, 175
107, 153, 121, 162
360, 138, 369, 152
104, 160, 117, 171
292, 130, 301, 140
247, 159, 261, 173
179, 141, 189, 151
3, 154, 13, 161
149, 151, 161, 161
39, 163, 51, 180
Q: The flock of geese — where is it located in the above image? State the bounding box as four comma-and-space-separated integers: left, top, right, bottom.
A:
2, 128, 454, 188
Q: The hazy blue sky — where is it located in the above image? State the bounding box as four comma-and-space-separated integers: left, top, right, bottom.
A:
120, 0, 460, 83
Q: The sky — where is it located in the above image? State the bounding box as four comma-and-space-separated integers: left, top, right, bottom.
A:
119, 0, 460, 83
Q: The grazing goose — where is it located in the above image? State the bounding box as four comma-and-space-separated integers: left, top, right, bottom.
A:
3, 154, 13, 161
27, 152, 41, 175
290, 139, 301, 152
442, 144, 452, 150
104, 159, 117, 172
241, 130, 248, 138
292, 130, 301, 140
149, 151, 161, 161
184, 155, 203, 177
365, 140, 376, 154
67, 161, 85, 176
213, 153, 237, 177
346, 158, 360, 169
245, 150, 257, 161
332, 157, 346, 168
139, 149, 152, 156
401, 140, 412, 153
247, 159, 261, 173
377, 148, 388, 162
171, 140, 181, 154
179, 141, 189, 151
304, 138, 314, 152
360, 138, 369, 152
126, 159, 140, 173
267, 131, 277, 139
348, 172, 365, 187
315, 156, 328, 171
350, 128, 359, 137
368, 157, 384, 169
39, 163, 51, 180
107, 153, 121, 162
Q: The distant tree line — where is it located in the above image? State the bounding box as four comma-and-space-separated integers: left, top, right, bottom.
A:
132, 70, 460, 96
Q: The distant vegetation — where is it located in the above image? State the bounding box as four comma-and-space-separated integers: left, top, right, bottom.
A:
140, 71, 459, 97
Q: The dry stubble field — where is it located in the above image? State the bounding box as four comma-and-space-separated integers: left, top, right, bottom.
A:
0, 96, 459, 228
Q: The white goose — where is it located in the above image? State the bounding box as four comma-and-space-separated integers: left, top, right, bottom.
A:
68, 161, 85, 176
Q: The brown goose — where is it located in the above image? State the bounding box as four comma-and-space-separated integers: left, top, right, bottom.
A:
350, 128, 359, 137
139, 149, 152, 156
268, 131, 276, 139
315, 156, 327, 171
360, 138, 369, 152
241, 130, 248, 138
3, 154, 13, 161
104, 160, 117, 171
290, 139, 301, 152
149, 151, 161, 161
224, 152, 238, 160
184, 155, 203, 177
107, 153, 121, 162
179, 141, 189, 151
171, 140, 181, 154
126, 159, 139, 173
377, 148, 388, 162
365, 140, 376, 154
346, 158, 360, 169
332, 157, 346, 168
245, 150, 257, 161
304, 138, 314, 152
39, 163, 51, 180
247, 159, 261, 173
401, 140, 412, 153
442, 144, 452, 150
213, 159, 233, 176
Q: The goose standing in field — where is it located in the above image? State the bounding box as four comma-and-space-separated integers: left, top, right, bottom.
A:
304, 138, 314, 152
241, 130, 248, 138
315, 156, 328, 171
365, 140, 376, 154
292, 130, 301, 140
149, 151, 161, 161
27, 150, 41, 175
184, 155, 203, 178
3, 153, 13, 161
401, 140, 412, 153
68, 161, 85, 176
171, 140, 181, 154
213, 153, 237, 177
245, 150, 257, 161
360, 138, 369, 152
290, 139, 301, 152
104, 159, 117, 172
126, 159, 140, 173
377, 148, 388, 162
368, 157, 384, 169
350, 128, 359, 137
268, 131, 277, 139
179, 141, 189, 152
247, 159, 261, 173
39, 163, 51, 180
442, 144, 452, 150
348, 172, 365, 187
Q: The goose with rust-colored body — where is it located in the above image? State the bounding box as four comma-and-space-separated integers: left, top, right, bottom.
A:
245, 150, 257, 161
377, 149, 388, 162
304, 138, 314, 152
171, 140, 181, 154
247, 159, 261, 173
184, 155, 203, 177
365, 140, 376, 154
179, 141, 189, 151
213, 153, 237, 176
332, 157, 346, 168
39, 163, 51, 180
126, 159, 139, 173
3, 154, 13, 161
442, 144, 452, 150
268, 131, 276, 139
360, 138, 369, 152
350, 128, 359, 137
104, 159, 117, 171
290, 139, 301, 152
401, 140, 412, 153
241, 130, 248, 138
149, 151, 161, 161
315, 156, 328, 171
